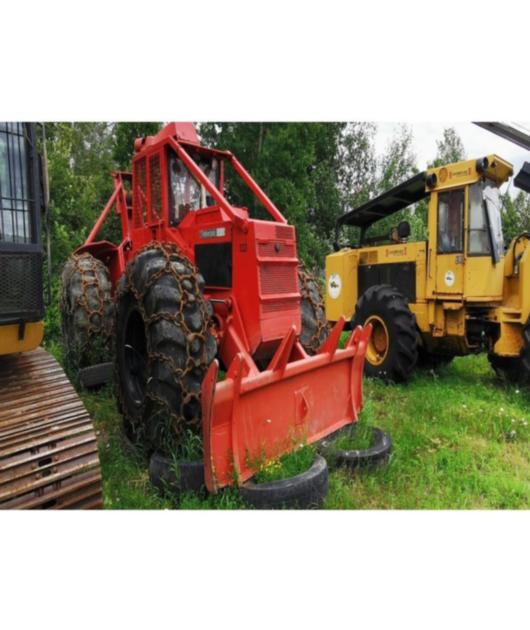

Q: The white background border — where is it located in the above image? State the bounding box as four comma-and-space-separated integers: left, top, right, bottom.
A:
1, 2, 529, 628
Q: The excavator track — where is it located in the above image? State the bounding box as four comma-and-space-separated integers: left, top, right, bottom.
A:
0, 347, 103, 509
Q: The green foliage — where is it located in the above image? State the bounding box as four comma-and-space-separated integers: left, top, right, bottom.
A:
430, 127, 466, 167
113, 122, 161, 169
501, 190, 530, 245
363, 124, 421, 243
253, 444, 317, 484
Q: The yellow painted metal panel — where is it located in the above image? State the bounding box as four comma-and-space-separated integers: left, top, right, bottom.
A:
325, 249, 359, 323
0, 321, 44, 356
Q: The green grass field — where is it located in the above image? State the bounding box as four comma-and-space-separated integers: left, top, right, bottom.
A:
69, 349, 530, 509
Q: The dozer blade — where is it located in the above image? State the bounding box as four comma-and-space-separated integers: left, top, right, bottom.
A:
0, 348, 103, 509
201, 320, 371, 492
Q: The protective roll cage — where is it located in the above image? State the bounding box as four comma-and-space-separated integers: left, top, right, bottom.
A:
85, 137, 288, 248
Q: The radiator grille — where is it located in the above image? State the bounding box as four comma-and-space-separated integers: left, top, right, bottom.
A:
259, 263, 298, 295
262, 300, 298, 314
275, 225, 294, 240
258, 241, 295, 258
0, 252, 44, 322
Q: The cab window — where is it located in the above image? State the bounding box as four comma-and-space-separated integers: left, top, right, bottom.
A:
437, 188, 464, 253
468, 182, 490, 255
0, 123, 32, 244
168, 149, 220, 225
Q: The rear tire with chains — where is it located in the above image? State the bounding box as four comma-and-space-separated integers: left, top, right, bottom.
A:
488, 319, 530, 384
298, 266, 329, 355
352, 284, 418, 382
115, 243, 217, 456
60, 252, 114, 372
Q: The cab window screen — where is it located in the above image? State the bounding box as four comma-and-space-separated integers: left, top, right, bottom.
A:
168, 149, 220, 226
0, 123, 33, 244
437, 188, 464, 253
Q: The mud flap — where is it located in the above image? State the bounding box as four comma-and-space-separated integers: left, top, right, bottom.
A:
201, 319, 372, 493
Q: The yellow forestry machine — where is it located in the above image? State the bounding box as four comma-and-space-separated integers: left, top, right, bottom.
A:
326, 147, 530, 383
0, 123, 102, 508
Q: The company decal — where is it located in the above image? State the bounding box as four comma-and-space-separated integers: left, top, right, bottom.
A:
328, 273, 342, 299
444, 270, 455, 287
200, 227, 226, 239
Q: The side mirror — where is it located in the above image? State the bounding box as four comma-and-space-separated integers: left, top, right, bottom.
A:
515, 162, 530, 194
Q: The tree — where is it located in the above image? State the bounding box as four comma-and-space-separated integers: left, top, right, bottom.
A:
113, 122, 162, 169
502, 190, 530, 244
378, 124, 418, 192
430, 127, 466, 167
359, 125, 421, 243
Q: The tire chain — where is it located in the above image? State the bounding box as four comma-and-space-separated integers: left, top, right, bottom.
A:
60, 252, 114, 370
298, 265, 330, 354
118, 242, 216, 453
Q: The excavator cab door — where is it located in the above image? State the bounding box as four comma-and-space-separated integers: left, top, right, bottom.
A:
432, 187, 465, 296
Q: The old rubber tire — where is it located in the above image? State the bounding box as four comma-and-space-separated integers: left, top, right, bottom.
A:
239, 454, 328, 509
352, 285, 418, 382
149, 452, 205, 496
60, 252, 114, 373
319, 425, 392, 471
115, 243, 217, 456
298, 266, 329, 355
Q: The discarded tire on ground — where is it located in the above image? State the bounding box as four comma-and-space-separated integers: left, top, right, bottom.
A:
60, 252, 114, 374
239, 454, 328, 509
149, 451, 205, 496
298, 266, 329, 355
319, 425, 392, 471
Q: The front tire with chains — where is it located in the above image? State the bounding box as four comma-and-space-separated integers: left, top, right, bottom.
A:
115, 243, 217, 456
298, 266, 329, 355
60, 252, 114, 373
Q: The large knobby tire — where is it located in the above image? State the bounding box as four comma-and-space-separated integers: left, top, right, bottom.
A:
298, 266, 329, 355
352, 285, 418, 382
60, 252, 114, 372
239, 454, 328, 509
115, 243, 217, 456
488, 320, 530, 384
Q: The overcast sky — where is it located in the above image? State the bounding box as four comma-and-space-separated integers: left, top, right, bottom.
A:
374, 122, 530, 195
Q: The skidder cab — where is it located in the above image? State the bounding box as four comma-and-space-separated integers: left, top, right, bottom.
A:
326, 154, 530, 383
62, 123, 372, 493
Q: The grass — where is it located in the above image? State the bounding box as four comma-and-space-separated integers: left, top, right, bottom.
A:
332, 423, 374, 451
47, 340, 530, 509
254, 444, 317, 484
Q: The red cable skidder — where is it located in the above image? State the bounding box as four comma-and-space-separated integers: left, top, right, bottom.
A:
63, 123, 372, 494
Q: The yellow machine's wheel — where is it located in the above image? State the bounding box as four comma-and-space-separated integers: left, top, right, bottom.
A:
352, 285, 418, 382
365, 315, 389, 366
488, 320, 530, 384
